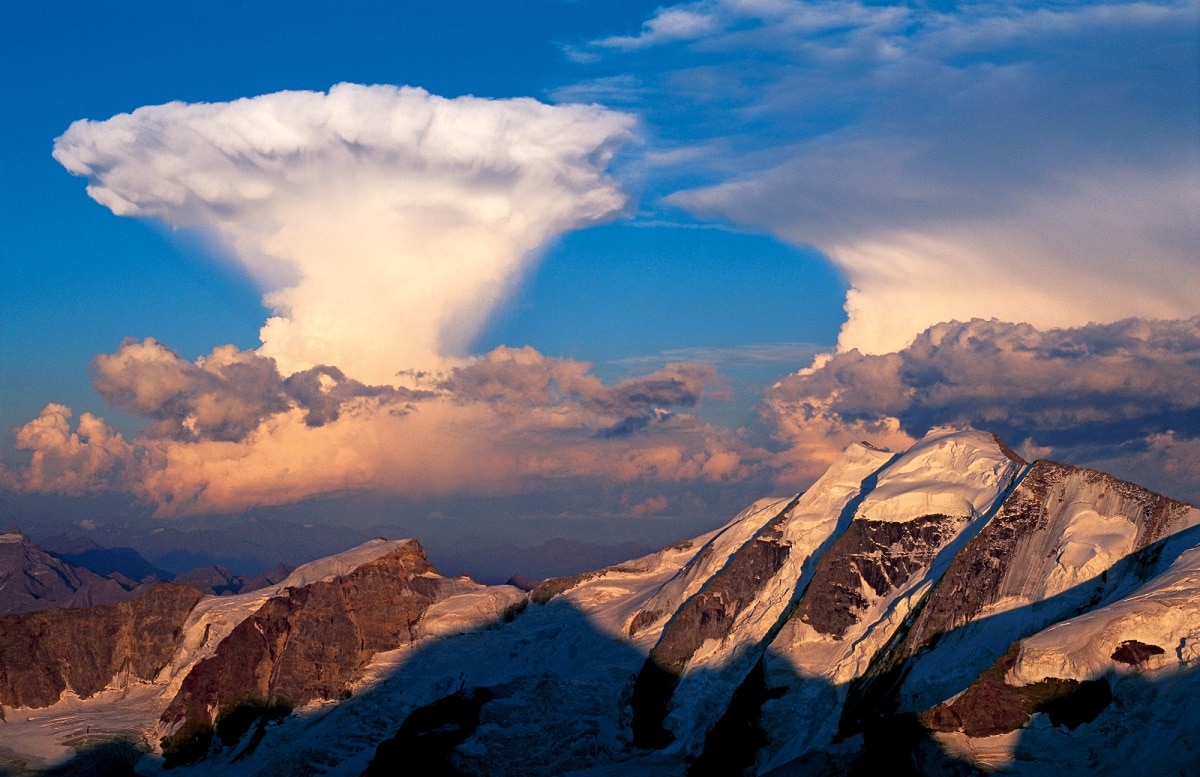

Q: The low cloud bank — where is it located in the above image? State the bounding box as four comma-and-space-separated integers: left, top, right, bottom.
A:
10, 317, 1198, 514
10, 342, 761, 517
764, 317, 1200, 501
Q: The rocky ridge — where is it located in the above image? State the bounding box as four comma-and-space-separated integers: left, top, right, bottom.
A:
1, 427, 1198, 775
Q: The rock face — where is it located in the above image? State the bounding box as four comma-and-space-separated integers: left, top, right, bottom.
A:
794, 512, 960, 639
0, 583, 202, 712
160, 542, 444, 737
903, 460, 1196, 655
3, 428, 1199, 776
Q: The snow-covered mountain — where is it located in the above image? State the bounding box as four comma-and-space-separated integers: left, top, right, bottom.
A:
1, 428, 1197, 775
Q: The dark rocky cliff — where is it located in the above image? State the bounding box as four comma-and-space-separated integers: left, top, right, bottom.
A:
158, 540, 450, 759
0, 583, 203, 714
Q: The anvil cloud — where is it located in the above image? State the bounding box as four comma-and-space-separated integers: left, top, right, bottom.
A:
53, 84, 636, 382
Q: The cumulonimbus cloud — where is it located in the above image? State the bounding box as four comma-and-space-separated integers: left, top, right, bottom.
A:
762, 317, 1200, 500
591, 0, 1200, 354
53, 84, 636, 383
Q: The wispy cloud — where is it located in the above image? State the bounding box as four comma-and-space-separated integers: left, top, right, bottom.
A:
612, 342, 827, 371
594, 7, 721, 49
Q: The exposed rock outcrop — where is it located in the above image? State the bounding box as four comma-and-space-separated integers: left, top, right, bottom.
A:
795, 513, 960, 639
0, 583, 203, 712
919, 646, 1112, 737
159, 540, 452, 758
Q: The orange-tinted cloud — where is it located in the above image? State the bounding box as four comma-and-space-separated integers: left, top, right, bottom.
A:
761, 317, 1200, 500
8, 344, 764, 517
11, 404, 133, 495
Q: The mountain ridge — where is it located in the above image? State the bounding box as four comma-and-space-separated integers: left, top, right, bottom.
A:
1, 427, 1197, 775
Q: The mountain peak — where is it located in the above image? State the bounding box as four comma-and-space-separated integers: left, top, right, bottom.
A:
854, 427, 1026, 523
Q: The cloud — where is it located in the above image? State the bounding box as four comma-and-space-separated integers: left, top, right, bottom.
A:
13, 319, 1197, 513
92, 337, 418, 441
588, 0, 1200, 353
612, 343, 826, 372
10, 404, 133, 495
761, 317, 1200, 498
629, 494, 672, 516
8, 343, 763, 517
595, 7, 721, 49
438, 345, 716, 415
54, 84, 636, 383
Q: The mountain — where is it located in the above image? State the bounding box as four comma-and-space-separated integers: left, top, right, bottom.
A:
0, 529, 160, 614
37, 534, 172, 583
0, 532, 292, 615
1, 427, 1197, 775
170, 562, 293, 597
26, 516, 381, 576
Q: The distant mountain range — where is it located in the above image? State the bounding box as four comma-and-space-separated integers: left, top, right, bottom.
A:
1, 428, 1197, 775
0, 531, 292, 613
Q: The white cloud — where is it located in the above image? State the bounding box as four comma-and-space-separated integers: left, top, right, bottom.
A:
590, 0, 1200, 353
595, 7, 721, 49
680, 149, 1200, 354
54, 84, 636, 383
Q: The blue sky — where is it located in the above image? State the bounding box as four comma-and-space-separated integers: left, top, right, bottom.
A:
2, 0, 1198, 543
1, 0, 845, 433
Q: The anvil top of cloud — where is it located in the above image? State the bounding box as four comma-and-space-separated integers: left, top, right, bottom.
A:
54, 84, 635, 382
575, 0, 1200, 354
3, 0, 1199, 534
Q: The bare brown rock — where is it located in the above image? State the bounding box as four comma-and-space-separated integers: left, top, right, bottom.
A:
0, 583, 203, 711
919, 646, 1112, 737
794, 514, 959, 639
160, 540, 451, 758
1111, 639, 1165, 666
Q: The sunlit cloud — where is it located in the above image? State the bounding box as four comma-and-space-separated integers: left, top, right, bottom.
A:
8, 343, 764, 517
10, 404, 133, 496
591, 0, 1200, 353
54, 84, 636, 383
762, 317, 1200, 500
91, 338, 421, 442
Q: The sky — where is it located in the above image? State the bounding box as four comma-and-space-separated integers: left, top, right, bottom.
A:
2, 0, 1198, 554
